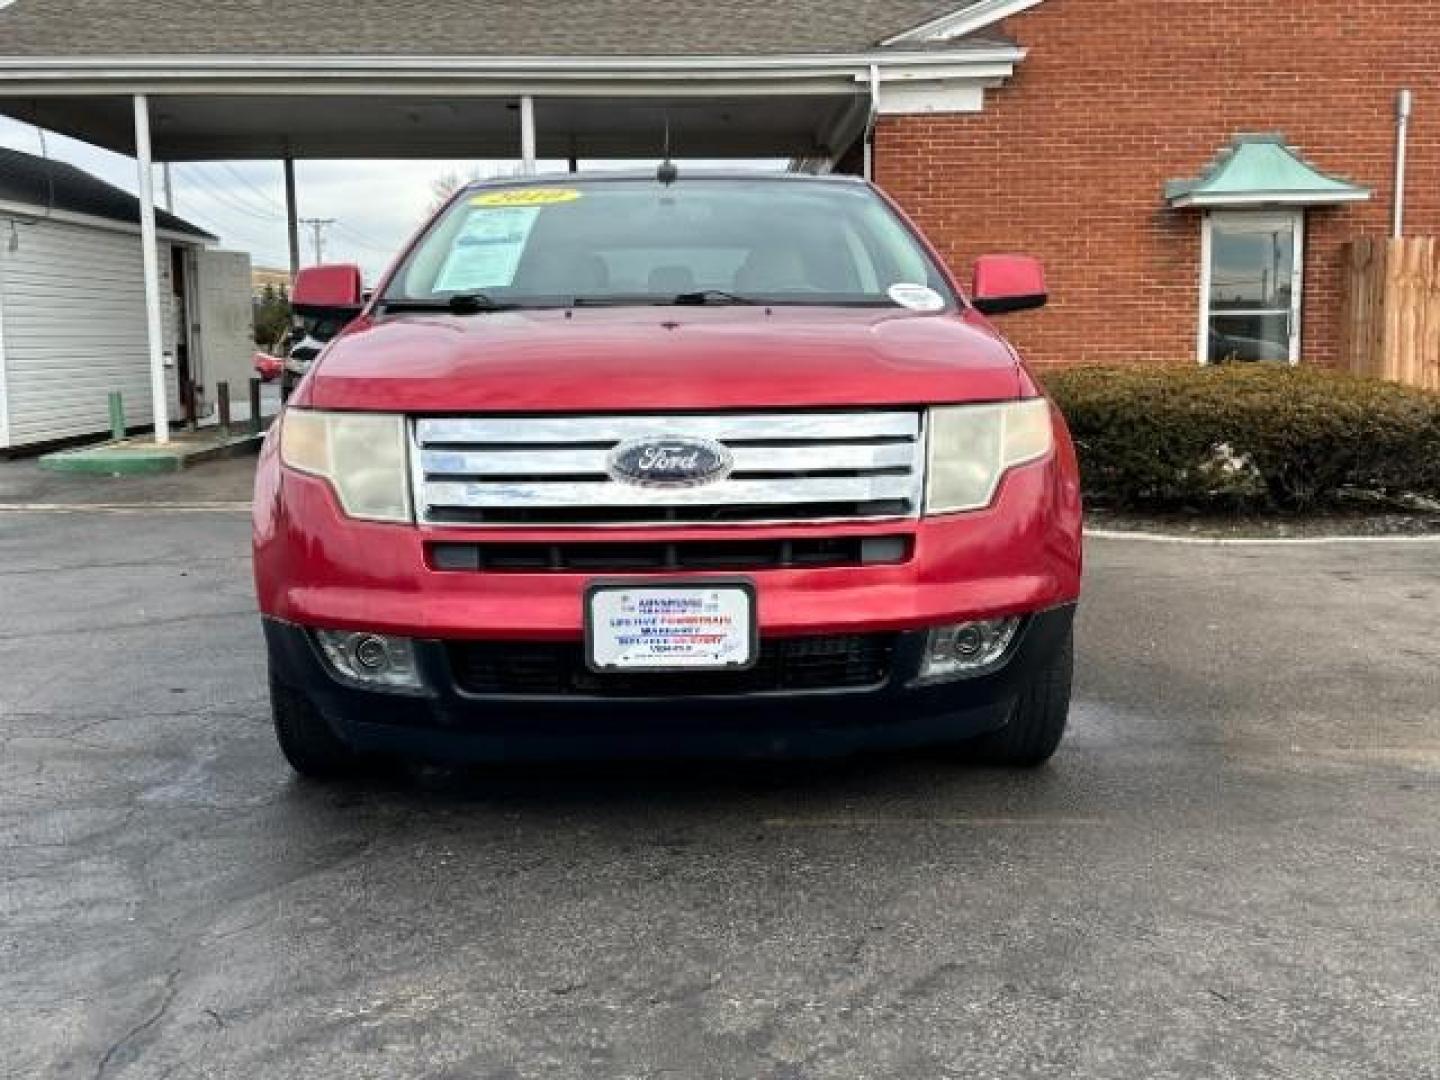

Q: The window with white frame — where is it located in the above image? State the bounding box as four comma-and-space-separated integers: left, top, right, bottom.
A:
1200, 210, 1303, 364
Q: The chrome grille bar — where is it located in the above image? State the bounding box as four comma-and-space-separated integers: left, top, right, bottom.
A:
412, 411, 924, 527
419, 442, 918, 478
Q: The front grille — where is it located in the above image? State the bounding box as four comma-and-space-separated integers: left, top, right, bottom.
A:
448, 634, 896, 697
429, 535, 911, 573
412, 412, 925, 527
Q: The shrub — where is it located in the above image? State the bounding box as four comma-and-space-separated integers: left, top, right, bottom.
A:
1040, 365, 1440, 510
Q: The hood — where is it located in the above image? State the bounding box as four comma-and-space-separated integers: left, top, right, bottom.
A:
299, 306, 1024, 413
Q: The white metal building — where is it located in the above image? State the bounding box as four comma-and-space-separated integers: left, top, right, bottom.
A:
0, 147, 253, 450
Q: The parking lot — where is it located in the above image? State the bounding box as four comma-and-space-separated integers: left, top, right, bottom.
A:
2, 460, 1437, 1080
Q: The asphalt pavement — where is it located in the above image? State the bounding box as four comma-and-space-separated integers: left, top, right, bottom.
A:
1, 471, 1437, 1079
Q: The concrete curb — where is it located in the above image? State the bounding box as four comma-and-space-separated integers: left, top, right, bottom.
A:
0, 501, 253, 514
1086, 527, 1440, 546
37, 429, 266, 476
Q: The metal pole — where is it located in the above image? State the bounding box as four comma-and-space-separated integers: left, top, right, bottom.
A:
162, 163, 174, 212
217, 381, 232, 436
299, 218, 334, 265
283, 155, 301, 280
133, 94, 170, 444
520, 95, 537, 176
249, 377, 263, 435
863, 64, 881, 181
1392, 89, 1413, 239
108, 392, 126, 442
183, 379, 198, 432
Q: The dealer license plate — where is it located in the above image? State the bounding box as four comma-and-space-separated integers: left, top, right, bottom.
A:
586, 583, 757, 672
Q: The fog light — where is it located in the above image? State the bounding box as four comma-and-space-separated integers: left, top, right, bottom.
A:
918, 617, 1021, 683
353, 635, 389, 671
315, 630, 422, 691
953, 625, 985, 658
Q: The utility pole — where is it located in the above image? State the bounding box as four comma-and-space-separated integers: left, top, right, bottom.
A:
298, 217, 336, 265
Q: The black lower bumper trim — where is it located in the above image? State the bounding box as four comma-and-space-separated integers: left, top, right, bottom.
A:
261, 605, 1076, 762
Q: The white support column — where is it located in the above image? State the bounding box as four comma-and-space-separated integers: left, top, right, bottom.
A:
519, 95, 537, 176
133, 94, 170, 444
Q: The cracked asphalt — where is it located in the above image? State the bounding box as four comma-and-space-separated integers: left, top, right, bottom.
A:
1, 461, 1438, 1079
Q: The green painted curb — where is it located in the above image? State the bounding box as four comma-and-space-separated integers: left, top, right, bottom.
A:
39, 449, 184, 475
37, 430, 264, 475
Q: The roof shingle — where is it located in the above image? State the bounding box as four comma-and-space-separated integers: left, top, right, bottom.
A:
0, 147, 215, 239
0, 1, 984, 57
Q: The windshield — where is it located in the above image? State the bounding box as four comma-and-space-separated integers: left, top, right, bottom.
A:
381, 177, 956, 309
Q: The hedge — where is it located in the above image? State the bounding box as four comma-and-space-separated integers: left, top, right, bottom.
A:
1040, 365, 1440, 511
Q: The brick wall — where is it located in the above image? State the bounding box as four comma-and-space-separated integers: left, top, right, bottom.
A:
875, 0, 1440, 367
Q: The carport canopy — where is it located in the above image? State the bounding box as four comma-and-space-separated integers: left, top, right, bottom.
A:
0, 0, 1039, 441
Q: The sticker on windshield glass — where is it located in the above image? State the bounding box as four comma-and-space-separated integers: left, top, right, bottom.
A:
433, 206, 541, 292
887, 283, 946, 312
470, 188, 582, 207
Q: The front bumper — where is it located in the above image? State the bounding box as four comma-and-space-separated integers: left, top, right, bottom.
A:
263, 605, 1076, 762
253, 412, 1083, 761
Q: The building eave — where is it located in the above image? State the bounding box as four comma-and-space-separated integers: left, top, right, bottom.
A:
0, 200, 214, 244
0, 48, 1027, 93
1170, 190, 1372, 209
0, 47, 1028, 161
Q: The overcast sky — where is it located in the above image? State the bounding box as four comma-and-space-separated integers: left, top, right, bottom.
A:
1, 117, 782, 281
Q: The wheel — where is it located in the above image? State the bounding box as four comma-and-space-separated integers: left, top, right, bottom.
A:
969, 628, 1073, 767
270, 673, 362, 779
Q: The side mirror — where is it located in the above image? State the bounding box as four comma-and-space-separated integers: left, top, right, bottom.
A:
291, 263, 365, 320
971, 255, 1047, 316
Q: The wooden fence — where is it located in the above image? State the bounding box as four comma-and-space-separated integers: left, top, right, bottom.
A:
1341, 236, 1440, 391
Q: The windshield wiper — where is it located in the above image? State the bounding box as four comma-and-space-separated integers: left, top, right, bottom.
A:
380, 291, 518, 314
672, 289, 758, 306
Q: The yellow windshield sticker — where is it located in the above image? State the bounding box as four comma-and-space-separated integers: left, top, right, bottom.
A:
471, 188, 582, 207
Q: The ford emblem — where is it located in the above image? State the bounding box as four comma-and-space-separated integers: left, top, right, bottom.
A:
607, 436, 734, 489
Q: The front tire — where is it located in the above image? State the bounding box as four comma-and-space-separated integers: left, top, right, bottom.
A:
970, 628, 1073, 767
270, 673, 362, 779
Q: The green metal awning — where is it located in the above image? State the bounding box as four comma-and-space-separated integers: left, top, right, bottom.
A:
1165, 133, 1371, 209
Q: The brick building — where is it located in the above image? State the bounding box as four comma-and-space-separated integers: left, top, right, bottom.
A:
1, 0, 1424, 386
874, 0, 1423, 369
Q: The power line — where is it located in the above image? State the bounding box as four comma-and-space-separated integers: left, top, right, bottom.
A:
331, 220, 396, 257
175, 162, 397, 262
177, 166, 282, 223
160, 195, 289, 265
190, 164, 284, 219
215, 161, 288, 215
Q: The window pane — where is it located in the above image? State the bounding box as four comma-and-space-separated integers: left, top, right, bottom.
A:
1208, 312, 1291, 363
1210, 222, 1295, 312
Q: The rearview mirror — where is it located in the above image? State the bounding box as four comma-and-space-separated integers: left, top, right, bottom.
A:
291, 264, 365, 320
971, 255, 1047, 316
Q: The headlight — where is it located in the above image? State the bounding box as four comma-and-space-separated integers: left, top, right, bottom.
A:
280, 408, 411, 523
925, 398, 1054, 514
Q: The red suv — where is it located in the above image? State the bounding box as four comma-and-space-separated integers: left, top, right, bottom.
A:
253, 172, 1082, 777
